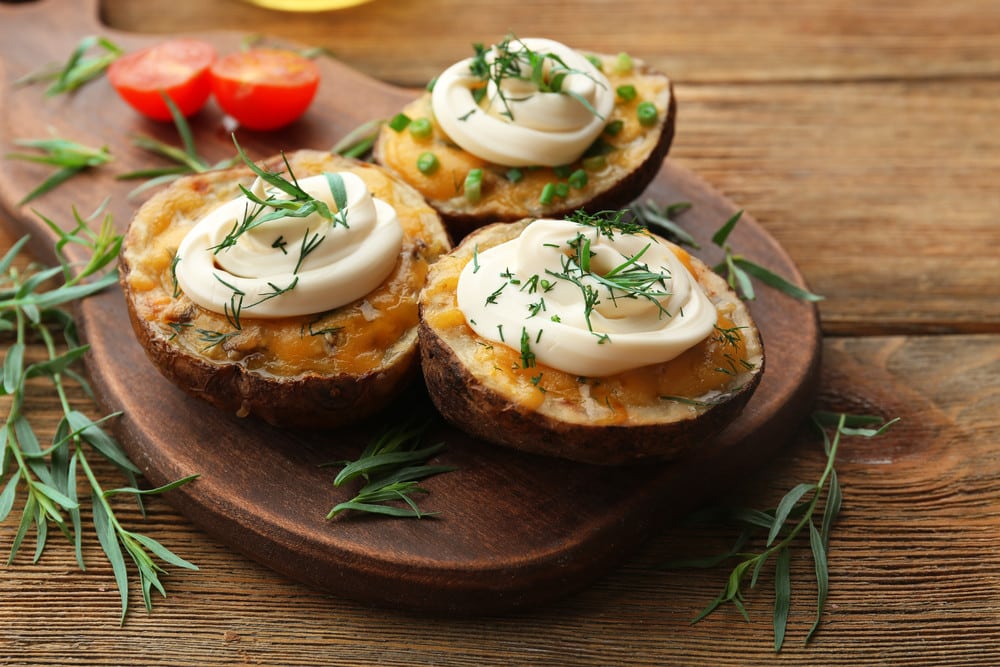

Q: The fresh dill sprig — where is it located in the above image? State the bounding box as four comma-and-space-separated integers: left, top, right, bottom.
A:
667, 411, 898, 652
247, 277, 299, 309
6, 137, 113, 205
325, 420, 455, 519
566, 208, 647, 238
294, 229, 325, 274
591, 243, 672, 312
545, 256, 603, 332
0, 204, 198, 624
15, 35, 122, 96
469, 35, 606, 121
543, 218, 672, 331
195, 328, 238, 350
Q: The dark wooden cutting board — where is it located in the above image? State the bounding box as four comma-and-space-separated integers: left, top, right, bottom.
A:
0, 0, 821, 613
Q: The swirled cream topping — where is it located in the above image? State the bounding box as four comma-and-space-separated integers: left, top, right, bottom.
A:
456, 218, 718, 377
431, 37, 615, 167
175, 171, 403, 319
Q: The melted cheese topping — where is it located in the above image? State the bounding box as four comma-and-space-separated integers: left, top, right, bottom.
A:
175, 172, 403, 318
431, 37, 615, 167
456, 218, 718, 377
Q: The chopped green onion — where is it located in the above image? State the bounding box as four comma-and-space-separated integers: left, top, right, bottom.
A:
604, 119, 624, 136
568, 169, 588, 189
416, 151, 439, 175
553, 164, 573, 179
426, 76, 438, 92
637, 101, 659, 127
539, 182, 556, 205
616, 84, 638, 102
388, 113, 411, 132
582, 155, 607, 171
464, 168, 483, 203
584, 137, 614, 158
554, 182, 569, 198
585, 54, 604, 71
614, 52, 633, 74
409, 118, 433, 139
506, 167, 524, 183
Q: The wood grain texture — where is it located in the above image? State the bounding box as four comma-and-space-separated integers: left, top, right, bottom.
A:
99, 0, 1000, 85
1, 0, 999, 663
671, 80, 1000, 336
2, 334, 997, 666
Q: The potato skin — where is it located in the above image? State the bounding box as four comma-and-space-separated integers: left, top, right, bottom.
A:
374, 54, 677, 241
119, 150, 450, 429
418, 220, 764, 465
126, 304, 418, 428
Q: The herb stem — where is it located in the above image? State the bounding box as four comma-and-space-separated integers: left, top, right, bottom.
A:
671, 411, 897, 651
1, 207, 197, 622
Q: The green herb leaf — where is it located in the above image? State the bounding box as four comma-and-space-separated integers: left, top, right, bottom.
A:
734, 258, 825, 302
633, 199, 699, 248
669, 411, 898, 651
712, 210, 743, 246
773, 547, 792, 651
469, 35, 607, 122
1, 206, 197, 623
118, 95, 237, 197
332, 119, 383, 159
326, 420, 455, 519
767, 482, 816, 546
3, 341, 25, 394
17, 35, 124, 96
806, 520, 829, 644
6, 138, 112, 205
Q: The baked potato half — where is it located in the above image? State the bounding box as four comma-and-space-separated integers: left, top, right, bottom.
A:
418, 218, 764, 465
119, 150, 450, 428
374, 39, 675, 240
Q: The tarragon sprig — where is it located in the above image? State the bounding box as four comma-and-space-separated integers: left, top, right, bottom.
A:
117, 93, 239, 198
326, 420, 455, 519
669, 411, 898, 651
6, 137, 113, 205
633, 199, 698, 248
15, 35, 122, 96
0, 204, 198, 623
331, 119, 384, 159
711, 210, 823, 302
636, 201, 825, 302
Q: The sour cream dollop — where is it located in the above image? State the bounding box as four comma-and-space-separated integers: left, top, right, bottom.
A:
176, 171, 403, 319
431, 37, 615, 167
456, 218, 718, 377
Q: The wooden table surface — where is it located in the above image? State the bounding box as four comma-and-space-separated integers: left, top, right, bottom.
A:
2, 0, 999, 665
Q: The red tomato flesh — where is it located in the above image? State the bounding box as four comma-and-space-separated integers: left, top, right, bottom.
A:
210, 49, 320, 131
108, 39, 216, 121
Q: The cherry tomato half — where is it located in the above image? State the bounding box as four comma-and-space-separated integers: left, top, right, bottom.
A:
108, 39, 217, 121
210, 49, 321, 131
